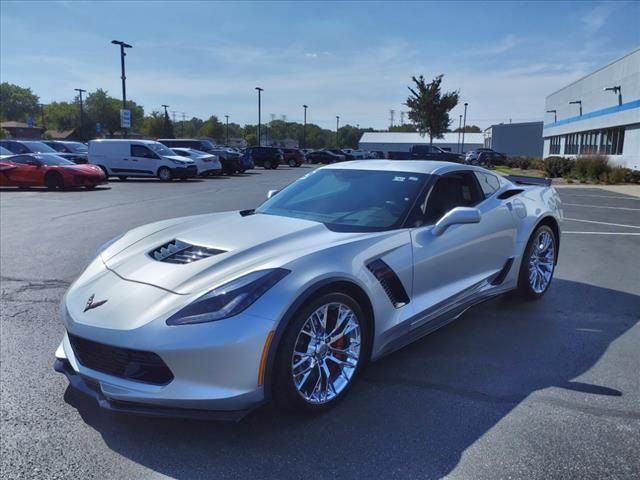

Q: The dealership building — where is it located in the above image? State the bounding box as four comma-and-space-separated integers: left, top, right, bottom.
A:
542, 48, 640, 170
358, 132, 484, 155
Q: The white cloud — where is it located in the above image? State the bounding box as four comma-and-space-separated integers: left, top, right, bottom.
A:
581, 3, 614, 32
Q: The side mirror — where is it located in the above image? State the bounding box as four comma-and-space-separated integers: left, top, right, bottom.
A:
267, 189, 279, 199
432, 207, 481, 236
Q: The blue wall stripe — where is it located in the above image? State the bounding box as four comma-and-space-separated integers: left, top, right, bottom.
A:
543, 99, 640, 129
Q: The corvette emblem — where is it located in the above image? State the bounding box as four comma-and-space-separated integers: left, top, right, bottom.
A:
84, 294, 108, 312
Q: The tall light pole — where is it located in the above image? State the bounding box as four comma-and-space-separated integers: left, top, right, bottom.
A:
255, 87, 263, 145
604, 86, 622, 106
225, 115, 229, 146
112, 40, 132, 135
569, 100, 582, 116
461, 102, 468, 154
336, 115, 340, 148
457, 114, 462, 153
74, 88, 86, 141
546, 109, 557, 123
161, 104, 170, 136
303, 104, 308, 149
38, 103, 46, 130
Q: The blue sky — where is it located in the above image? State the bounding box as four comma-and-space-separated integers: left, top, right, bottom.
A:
1, 1, 639, 129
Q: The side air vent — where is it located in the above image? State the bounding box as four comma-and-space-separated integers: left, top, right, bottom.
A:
497, 189, 524, 200
366, 259, 410, 308
149, 239, 225, 264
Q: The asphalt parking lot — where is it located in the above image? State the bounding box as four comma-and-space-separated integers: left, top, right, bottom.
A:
1, 167, 639, 480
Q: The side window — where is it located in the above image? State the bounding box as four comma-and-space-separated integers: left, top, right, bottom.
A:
423, 172, 484, 223
474, 172, 501, 198
8, 155, 31, 165
131, 144, 153, 158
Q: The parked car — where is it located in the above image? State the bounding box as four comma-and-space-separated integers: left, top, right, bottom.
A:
158, 139, 241, 174
244, 146, 283, 169
54, 160, 561, 418
0, 153, 106, 189
89, 139, 197, 181
42, 141, 89, 164
170, 148, 222, 177
0, 145, 13, 159
307, 150, 342, 164
466, 148, 507, 166
410, 145, 465, 162
341, 148, 367, 159
282, 148, 304, 167
0, 140, 81, 164
324, 149, 348, 161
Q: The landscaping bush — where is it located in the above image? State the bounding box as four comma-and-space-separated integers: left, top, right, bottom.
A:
623, 169, 640, 184
543, 156, 573, 178
507, 156, 544, 170
607, 167, 626, 184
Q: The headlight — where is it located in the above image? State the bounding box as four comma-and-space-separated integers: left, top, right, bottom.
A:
96, 234, 124, 257
170, 159, 186, 165
166, 268, 290, 325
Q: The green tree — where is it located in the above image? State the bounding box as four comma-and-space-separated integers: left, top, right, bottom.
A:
338, 124, 363, 149
452, 124, 481, 133
84, 89, 144, 136
198, 115, 224, 141
0, 82, 39, 122
142, 111, 166, 138
43, 101, 78, 131
389, 124, 417, 132
405, 74, 459, 146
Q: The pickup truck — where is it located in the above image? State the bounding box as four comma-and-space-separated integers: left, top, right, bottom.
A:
410, 145, 465, 162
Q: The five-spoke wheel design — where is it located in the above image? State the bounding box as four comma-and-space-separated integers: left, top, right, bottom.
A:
291, 302, 361, 404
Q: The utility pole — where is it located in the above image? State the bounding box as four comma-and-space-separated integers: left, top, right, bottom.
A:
181, 112, 186, 137
457, 114, 462, 153
400, 111, 405, 125
461, 102, 468, 154
111, 40, 132, 136
74, 88, 86, 141
255, 87, 263, 145
336, 116, 340, 148
225, 115, 229, 146
303, 104, 308, 149
162, 104, 170, 137
389, 109, 395, 129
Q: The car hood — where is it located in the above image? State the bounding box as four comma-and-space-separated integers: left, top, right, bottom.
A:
101, 212, 377, 294
60, 164, 104, 175
163, 155, 194, 164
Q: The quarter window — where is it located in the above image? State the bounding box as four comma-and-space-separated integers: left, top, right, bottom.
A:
474, 172, 501, 197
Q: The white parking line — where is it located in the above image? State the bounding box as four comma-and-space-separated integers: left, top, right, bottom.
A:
564, 218, 640, 229
564, 231, 640, 235
563, 203, 640, 211
561, 194, 640, 201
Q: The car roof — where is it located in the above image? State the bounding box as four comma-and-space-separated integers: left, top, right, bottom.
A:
322, 160, 488, 176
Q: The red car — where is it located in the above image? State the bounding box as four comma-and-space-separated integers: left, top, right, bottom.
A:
282, 148, 304, 167
0, 154, 107, 190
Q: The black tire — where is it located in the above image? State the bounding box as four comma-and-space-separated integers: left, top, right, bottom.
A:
273, 292, 369, 413
271, 163, 279, 169
179, 177, 188, 181
288, 159, 296, 168
516, 224, 556, 300
44, 172, 64, 190
263, 160, 272, 170
85, 185, 97, 190
158, 167, 173, 182
118, 176, 128, 182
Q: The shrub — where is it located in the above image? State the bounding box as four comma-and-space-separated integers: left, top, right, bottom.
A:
623, 169, 640, 184
584, 154, 610, 180
544, 156, 573, 178
507, 156, 544, 170
607, 167, 626, 184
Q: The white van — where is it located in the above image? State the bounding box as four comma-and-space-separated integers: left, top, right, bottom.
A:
88, 139, 197, 181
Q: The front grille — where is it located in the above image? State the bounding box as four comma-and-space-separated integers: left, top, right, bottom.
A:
68, 334, 173, 385
149, 239, 225, 264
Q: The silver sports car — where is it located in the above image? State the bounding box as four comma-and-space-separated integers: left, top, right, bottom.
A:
55, 160, 562, 419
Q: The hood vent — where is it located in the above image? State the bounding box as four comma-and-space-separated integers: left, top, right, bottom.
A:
367, 259, 410, 308
149, 239, 225, 264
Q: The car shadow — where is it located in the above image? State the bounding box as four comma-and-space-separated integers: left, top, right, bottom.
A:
107, 178, 205, 184
0, 186, 112, 193
64, 279, 639, 479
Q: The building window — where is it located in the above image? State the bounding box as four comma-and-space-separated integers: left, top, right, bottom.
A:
550, 136, 561, 154
565, 133, 579, 154
563, 127, 625, 156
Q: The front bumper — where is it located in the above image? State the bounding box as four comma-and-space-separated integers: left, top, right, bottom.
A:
172, 165, 198, 178
54, 358, 250, 421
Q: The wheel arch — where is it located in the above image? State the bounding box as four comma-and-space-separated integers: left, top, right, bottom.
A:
535, 215, 561, 264
262, 277, 375, 404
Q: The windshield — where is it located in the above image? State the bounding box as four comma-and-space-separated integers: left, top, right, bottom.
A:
66, 142, 88, 153
37, 154, 75, 165
0, 146, 11, 155
256, 169, 428, 231
22, 141, 57, 153
199, 140, 216, 150
149, 143, 179, 157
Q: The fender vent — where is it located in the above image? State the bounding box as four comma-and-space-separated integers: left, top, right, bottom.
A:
149, 239, 225, 264
367, 259, 410, 308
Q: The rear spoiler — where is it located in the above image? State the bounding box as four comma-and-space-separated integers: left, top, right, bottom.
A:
505, 175, 552, 187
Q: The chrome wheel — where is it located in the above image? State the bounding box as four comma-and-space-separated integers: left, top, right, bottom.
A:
528, 230, 555, 294
291, 302, 361, 404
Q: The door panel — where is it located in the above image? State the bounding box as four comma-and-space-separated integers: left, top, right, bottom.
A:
409, 172, 516, 326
